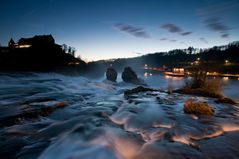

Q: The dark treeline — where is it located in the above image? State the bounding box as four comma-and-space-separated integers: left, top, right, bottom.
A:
0, 35, 239, 75
87, 41, 239, 74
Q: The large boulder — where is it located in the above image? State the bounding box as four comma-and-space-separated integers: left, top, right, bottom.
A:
121, 67, 141, 84
106, 67, 117, 82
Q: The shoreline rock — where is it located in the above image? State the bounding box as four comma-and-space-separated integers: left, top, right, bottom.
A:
175, 88, 237, 105
215, 97, 237, 105
174, 88, 223, 98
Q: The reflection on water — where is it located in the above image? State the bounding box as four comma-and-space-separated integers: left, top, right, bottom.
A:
0, 72, 239, 159
164, 75, 184, 80
223, 76, 229, 81
144, 72, 152, 77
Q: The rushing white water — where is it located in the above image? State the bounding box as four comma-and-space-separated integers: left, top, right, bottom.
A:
0, 72, 239, 159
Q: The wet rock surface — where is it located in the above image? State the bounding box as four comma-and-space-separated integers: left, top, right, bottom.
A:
0, 101, 68, 127
215, 97, 237, 105
106, 67, 117, 82
124, 86, 156, 96
122, 67, 145, 85
0, 73, 239, 159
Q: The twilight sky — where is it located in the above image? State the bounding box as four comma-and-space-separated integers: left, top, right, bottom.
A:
0, 0, 239, 61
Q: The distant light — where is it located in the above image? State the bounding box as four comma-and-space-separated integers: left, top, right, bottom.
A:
165, 75, 171, 79
173, 68, 184, 73
197, 57, 200, 61
16, 44, 31, 48
68, 62, 80, 65
223, 77, 229, 80
225, 60, 229, 65
194, 61, 199, 65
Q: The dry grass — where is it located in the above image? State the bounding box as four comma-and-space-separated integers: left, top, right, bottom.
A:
181, 78, 223, 98
202, 79, 222, 97
184, 98, 214, 116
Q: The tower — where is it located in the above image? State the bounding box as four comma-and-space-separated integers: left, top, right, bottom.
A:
8, 38, 15, 48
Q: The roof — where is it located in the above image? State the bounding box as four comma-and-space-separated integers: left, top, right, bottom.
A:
18, 35, 55, 46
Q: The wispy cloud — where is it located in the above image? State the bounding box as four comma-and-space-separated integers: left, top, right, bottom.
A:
114, 23, 150, 39
132, 52, 143, 55
161, 23, 192, 36
170, 39, 177, 42
161, 24, 182, 33
196, 0, 239, 38
200, 37, 209, 44
160, 38, 168, 41
196, 0, 239, 17
181, 32, 192, 36
221, 33, 229, 38
204, 17, 230, 38
160, 37, 185, 44
180, 41, 186, 44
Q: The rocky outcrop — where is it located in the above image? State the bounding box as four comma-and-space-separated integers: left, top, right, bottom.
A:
106, 67, 117, 82
175, 88, 237, 105
122, 67, 144, 84
175, 88, 223, 98
184, 98, 214, 116
0, 101, 68, 127
215, 97, 237, 105
124, 86, 155, 96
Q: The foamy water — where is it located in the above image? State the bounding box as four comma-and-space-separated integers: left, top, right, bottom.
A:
0, 72, 239, 159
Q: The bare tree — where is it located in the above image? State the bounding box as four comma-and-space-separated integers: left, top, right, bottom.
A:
62, 44, 68, 53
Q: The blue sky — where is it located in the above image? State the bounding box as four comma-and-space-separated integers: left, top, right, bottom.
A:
0, 0, 239, 61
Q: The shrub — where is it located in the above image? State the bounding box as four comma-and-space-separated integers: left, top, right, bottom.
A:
184, 98, 214, 116
202, 79, 222, 96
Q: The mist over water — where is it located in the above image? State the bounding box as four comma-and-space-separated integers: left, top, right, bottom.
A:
0, 72, 239, 159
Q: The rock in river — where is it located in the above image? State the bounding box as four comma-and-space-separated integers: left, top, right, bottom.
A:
122, 67, 145, 85
124, 86, 155, 96
106, 67, 117, 82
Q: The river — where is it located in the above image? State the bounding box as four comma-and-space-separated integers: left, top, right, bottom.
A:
0, 72, 239, 159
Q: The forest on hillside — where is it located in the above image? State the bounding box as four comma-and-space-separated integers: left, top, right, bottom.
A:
87, 41, 239, 74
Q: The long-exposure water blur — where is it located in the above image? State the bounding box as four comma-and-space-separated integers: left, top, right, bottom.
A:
1, 0, 239, 158
0, 72, 239, 159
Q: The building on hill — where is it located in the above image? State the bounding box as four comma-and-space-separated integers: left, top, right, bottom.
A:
8, 38, 15, 48
9, 35, 55, 49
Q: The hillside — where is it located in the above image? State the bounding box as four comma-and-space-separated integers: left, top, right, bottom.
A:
88, 41, 239, 74
0, 35, 86, 71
